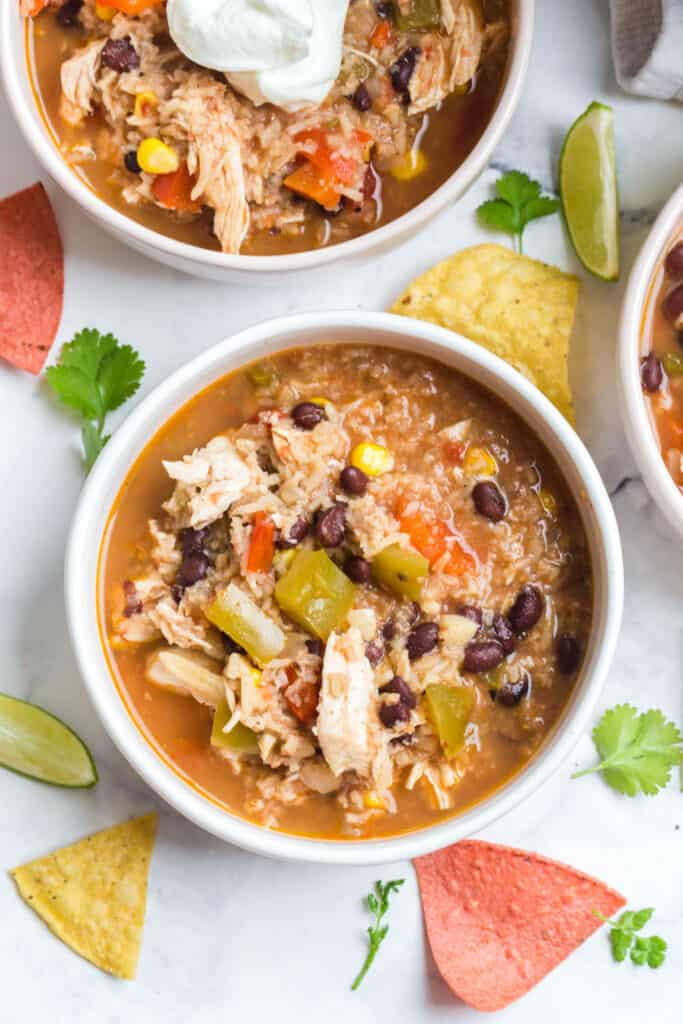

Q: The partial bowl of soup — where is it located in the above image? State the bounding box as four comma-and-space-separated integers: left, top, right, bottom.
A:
3, 0, 533, 281
619, 183, 683, 539
65, 311, 623, 864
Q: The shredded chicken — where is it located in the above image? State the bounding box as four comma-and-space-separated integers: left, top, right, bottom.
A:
59, 40, 105, 126
163, 77, 250, 253
163, 435, 252, 529
147, 596, 222, 657
409, 0, 484, 114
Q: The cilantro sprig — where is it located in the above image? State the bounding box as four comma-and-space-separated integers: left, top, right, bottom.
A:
595, 907, 668, 969
476, 170, 560, 253
572, 704, 682, 796
46, 328, 145, 472
351, 879, 404, 990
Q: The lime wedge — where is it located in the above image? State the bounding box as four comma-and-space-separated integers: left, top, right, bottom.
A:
0, 693, 97, 788
560, 101, 620, 281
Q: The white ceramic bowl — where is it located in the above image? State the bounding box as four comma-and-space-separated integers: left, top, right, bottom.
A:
2, 1, 534, 283
66, 311, 623, 865
619, 184, 683, 538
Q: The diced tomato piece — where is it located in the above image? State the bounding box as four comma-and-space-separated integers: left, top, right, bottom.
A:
246, 512, 276, 574
397, 499, 477, 577
284, 678, 320, 726
283, 162, 341, 210
106, 0, 163, 13
293, 130, 359, 186
444, 441, 467, 465
152, 163, 201, 213
370, 19, 391, 49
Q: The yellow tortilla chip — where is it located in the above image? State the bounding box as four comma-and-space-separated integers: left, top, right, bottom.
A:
391, 243, 579, 423
10, 813, 157, 980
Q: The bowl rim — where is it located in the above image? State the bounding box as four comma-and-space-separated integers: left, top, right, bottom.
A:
65, 310, 623, 865
618, 183, 683, 538
1, 0, 534, 274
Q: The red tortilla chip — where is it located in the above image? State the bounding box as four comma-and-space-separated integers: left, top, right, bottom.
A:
414, 840, 625, 1012
0, 182, 63, 374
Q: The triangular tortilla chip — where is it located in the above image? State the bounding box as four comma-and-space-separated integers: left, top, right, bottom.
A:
391, 243, 578, 424
414, 840, 625, 1012
10, 813, 157, 980
0, 182, 63, 374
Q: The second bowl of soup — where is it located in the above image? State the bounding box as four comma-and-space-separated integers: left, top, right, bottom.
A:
66, 312, 622, 864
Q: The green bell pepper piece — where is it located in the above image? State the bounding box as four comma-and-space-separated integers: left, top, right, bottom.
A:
206, 583, 285, 666
246, 361, 278, 388
210, 700, 258, 754
425, 684, 474, 758
663, 351, 683, 376
393, 0, 441, 31
274, 549, 356, 639
371, 543, 430, 601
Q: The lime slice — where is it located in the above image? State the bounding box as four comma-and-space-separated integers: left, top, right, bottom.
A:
560, 101, 620, 281
0, 693, 97, 788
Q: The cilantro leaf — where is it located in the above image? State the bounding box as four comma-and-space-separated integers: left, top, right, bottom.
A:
572, 704, 682, 796
595, 907, 668, 970
351, 879, 404, 990
46, 328, 145, 473
476, 170, 560, 253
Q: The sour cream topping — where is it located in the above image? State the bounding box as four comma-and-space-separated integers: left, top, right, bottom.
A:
167, 0, 351, 112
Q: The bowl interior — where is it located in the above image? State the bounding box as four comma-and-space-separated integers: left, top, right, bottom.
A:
619, 184, 683, 537
66, 312, 622, 865
3, 0, 533, 275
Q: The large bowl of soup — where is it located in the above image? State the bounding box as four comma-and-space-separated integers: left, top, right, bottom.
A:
3, 0, 533, 282
619, 183, 683, 538
65, 311, 623, 864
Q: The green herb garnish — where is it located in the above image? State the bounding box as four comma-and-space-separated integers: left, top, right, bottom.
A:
476, 170, 560, 253
572, 704, 682, 796
595, 907, 668, 969
46, 328, 145, 471
351, 878, 404, 990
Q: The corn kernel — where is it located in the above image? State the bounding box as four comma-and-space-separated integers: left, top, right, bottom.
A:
95, 3, 116, 21
463, 446, 498, 478
538, 488, 557, 516
250, 667, 263, 687
136, 137, 179, 175
350, 442, 395, 477
134, 91, 158, 119
389, 148, 427, 182
363, 791, 385, 810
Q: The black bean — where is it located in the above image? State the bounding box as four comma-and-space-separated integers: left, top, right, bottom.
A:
178, 551, 209, 588
492, 614, 517, 654
365, 641, 384, 667
454, 603, 483, 626
351, 83, 372, 112
493, 677, 530, 706
407, 621, 439, 660
306, 637, 324, 657
56, 0, 83, 28
375, 1, 393, 18
389, 46, 421, 94
556, 633, 581, 674
662, 283, 683, 326
180, 526, 208, 557
315, 503, 347, 547
380, 675, 417, 709
276, 516, 309, 549
665, 242, 683, 279
292, 401, 324, 430
472, 480, 507, 522
124, 149, 141, 174
339, 465, 368, 496
407, 601, 421, 625
507, 585, 544, 635
171, 583, 184, 604
379, 700, 411, 728
463, 640, 504, 673
101, 36, 140, 73
344, 554, 371, 583
382, 618, 396, 641
640, 352, 663, 393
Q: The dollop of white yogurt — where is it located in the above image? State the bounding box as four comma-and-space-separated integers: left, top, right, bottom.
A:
167, 0, 351, 112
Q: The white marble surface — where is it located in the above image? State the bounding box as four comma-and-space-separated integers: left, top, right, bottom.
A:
1, 1, 682, 1021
